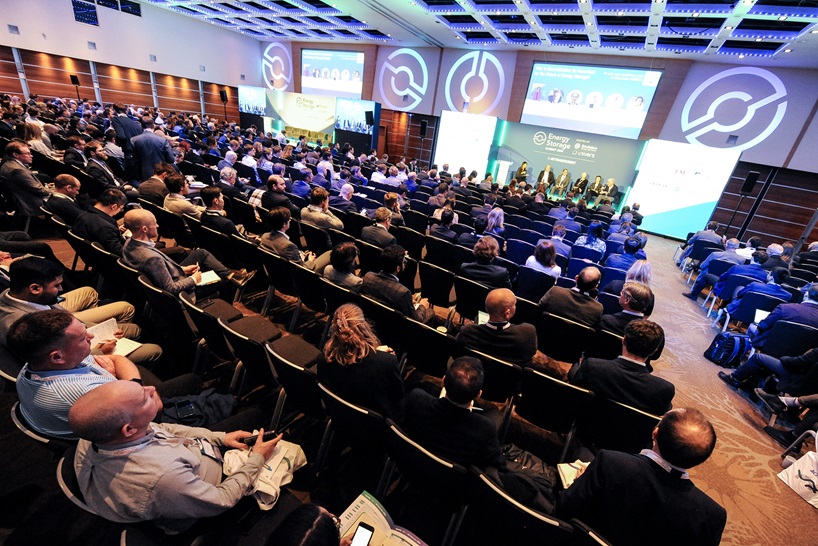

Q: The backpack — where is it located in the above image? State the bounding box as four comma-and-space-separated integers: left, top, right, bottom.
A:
703, 332, 752, 368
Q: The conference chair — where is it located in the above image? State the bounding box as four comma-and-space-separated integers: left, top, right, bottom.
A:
519, 228, 544, 246
358, 294, 408, 354
514, 368, 594, 463
456, 467, 574, 546
395, 225, 425, 261
506, 239, 535, 265
600, 266, 627, 287
586, 329, 625, 360
453, 275, 491, 324
232, 198, 267, 236
516, 265, 556, 302
597, 292, 623, 316
577, 396, 661, 454
300, 221, 332, 255
569, 245, 603, 263
566, 258, 603, 279
459, 348, 522, 406
289, 262, 329, 332
12, 401, 74, 456
702, 273, 758, 318
258, 247, 297, 317
403, 208, 430, 234
713, 292, 788, 332
570, 519, 615, 546
536, 312, 596, 364
761, 320, 818, 359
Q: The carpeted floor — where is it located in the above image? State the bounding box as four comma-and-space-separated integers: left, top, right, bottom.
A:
647, 235, 816, 545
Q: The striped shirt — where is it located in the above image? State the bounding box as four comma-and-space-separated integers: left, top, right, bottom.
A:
16, 355, 115, 439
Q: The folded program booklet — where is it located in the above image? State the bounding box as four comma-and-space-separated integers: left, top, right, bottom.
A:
339, 491, 427, 546
197, 270, 221, 286
86, 318, 142, 357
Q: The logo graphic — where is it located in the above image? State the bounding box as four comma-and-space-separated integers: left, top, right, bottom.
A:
262, 42, 292, 91
533, 131, 548, 146
681, 67, 787, 152
444, 51, 505, 115
378, 48, 429, 111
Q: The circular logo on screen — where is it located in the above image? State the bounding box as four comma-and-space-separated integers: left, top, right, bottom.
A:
444, 51, 505, 115
378, 48, 429, 111
533, 131, 548, 146
295, 97, 303, 107
262, 42, 292, 91
681, 67, 787, 152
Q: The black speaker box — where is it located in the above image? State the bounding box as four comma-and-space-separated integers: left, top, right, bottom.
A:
219, 89, 228, 102
70, 75, 80, 86
740, 171, 760, 195
364, 111, 375, 125
419, 119, 428, 137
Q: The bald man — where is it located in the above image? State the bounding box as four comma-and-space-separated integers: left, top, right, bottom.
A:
69, 380, 281, 533
122, 209, 253, 298
538, 266, 603, 327
558, 408, 726, 546
456, 288, 538, 366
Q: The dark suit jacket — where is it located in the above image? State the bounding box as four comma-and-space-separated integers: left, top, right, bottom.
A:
712, 263, 767, 296
131, 130, 175, 180
505, 195, 527, 211
0, 159, 50, 216
558, 450, 726, 546
86, 159, 122, 190
111, 114, 141, 152
537, 170, 555, 186
360, 225, 396, 248
761, 255, 789, 271
201, 210, 242, 238
62, 148, 88, 170
430, 224, 458, 243
726, 282, 791, 315
44, 194, 84, 224
362, 271, 425, 321
555, 218, 582, 233
456, 321, 537, 365
72, 208, 124, 255
328, 196, 357, 213
401, 389, 505, 470
459, 260, 512, 290
317, 351, 403, 419
137, 177, 169, 205
752, 302, 818, 349
538, 286, 603, 327
457, 232, 481, 248
598, 311, 643, 336
571, 178, 589, 195
261, 190, 300, 217
569, 356, 675, 414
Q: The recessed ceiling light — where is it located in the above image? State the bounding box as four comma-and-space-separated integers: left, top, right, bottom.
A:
812, 29, 818, 34
778, 16, 788, 21
739, 54, 745, 58
586, 21, 594, 26
784, 48, 792, 53
725, 26, 733, 30
692, 12, 700, 17
755, 37, 762, 42
617, 11, 624, 16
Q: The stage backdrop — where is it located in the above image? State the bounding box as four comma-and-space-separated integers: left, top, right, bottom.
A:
493, 122, 644, 196
266, 90, 335, 140
372, 46, 441, 116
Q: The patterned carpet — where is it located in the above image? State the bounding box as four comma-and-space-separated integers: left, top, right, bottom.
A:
648, 236, 816, 545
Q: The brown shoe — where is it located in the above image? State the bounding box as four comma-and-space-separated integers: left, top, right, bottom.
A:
228, 269, 255, 288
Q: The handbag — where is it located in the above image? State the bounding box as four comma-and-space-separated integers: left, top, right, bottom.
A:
778, 440, 818, 509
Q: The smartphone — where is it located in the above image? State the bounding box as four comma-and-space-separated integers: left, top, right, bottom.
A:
241, 430, 279, 445
350, 522, 375, 546
175, 401, 197, 419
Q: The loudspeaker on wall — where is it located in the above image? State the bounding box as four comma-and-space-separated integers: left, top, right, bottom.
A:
70, 75, 80, 86
419, 120, 428, 137
364, 111, 375, 125
219, 90, 228, 102
740, 171, 760, 195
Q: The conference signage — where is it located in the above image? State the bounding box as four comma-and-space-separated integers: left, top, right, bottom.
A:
433, 49, 517, 118
373, 47, 440, 115
262, 42, 293, 92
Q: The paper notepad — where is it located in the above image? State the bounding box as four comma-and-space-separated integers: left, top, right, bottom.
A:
197, 270, 221, 286
754, 309, 771, 324
86, 318, 142, 357
558, 460, 591, 489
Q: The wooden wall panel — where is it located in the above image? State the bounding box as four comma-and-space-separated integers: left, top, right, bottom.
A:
96, 63, 153, 108
507, 52, 691, 140
711, 162, 818, 245
379, 109, 437, 168
19, 50, 92, 101
0, 46, 23, 97
202, 82, 238, 123
155, 73, 201, 114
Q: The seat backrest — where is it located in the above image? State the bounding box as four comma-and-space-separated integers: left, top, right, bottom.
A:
688, 240, 723, 262
319, 277, 360, 315
578, 396, 661, 454
600, 267, 627, 287
516, 266, 555, 302
506, 239, 535, 266
395, 226, 425, 261
345, 211, 373, 239
460, 348, 522, 404
265, 341, 325, 419
570, 519, 615, 546
355, 239, 384, 276
403, 318, 457, 378
258, 247, 296, 297
516, 368, 593, 436
358, 294, 408, 352
586, 329, 624, 360
731, 292, 787, 325
720, 274, 760, 302
566, 258, 603, 279
179, 293, 234, 361
11, 401, 74, 451
570, 245, 603, 263
317, 382, 388, 448
707, 259, 738, 278
137, 274, 196, 341
198, 223, 240, 269
403, 208, 429, 234
57, 446, 96, 514
424, 235, 455, 271
290, 262, 328, 314
419, 261, 455, 308
762, 320, 818, 359
531, 221, 553, 237
232, 198, 266, 235
454, 275, 491, 322
461, 468, 574, 545
219, 318, 278, 386
536, 312, 596, 364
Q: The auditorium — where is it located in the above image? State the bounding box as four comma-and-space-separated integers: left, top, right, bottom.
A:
1, 0, 817, 544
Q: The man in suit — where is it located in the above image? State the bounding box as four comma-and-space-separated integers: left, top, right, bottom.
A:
361, 244, 433, 323
44, 174, 84, 224
261, 174, 300, 218
528, 192, 551, 216
329, 183, 357, 214
678, 221, 723, 262
72, 188, 128, 255
360, 207, 397, 248
0, 257, 161, 366
794, 241, 818, 265
683, 238, 746, 300
217, 166, 247, 201
555, 207, 582, 233
709, 250, 768, 301
470, 193, 496, 220
0, 111, 17, 139
558, 408, 726, 546
0, 141, 51, 218
131, 116, 175, 181
163, 174, 204, 219
585, 175, 604, 201
505, 188, 528, 211
598, 282, 654, 336
630, 203, 644, 226
761, 243, 789, 271
551, 168, 571, 200
123, 209, 253, 298
401, 357, 507, 470
200, 186, 245, 239
537, 224, 571, 258
547, 204, 569, 220
570, 319, 673, 414
457, 216, 487, 249
537, 164, 555, 188
459, 236, 512, 290
63, 136, 89, 170
137, 162, 174, 205
571, 172, 589, 197
110, 104, 142, 180
594, 178, 619, 206
456, 288, 538, 366
260, 206, 331, 272
538, 266, 603, 327
85, 140, 135, 197
430, 209, 458, 243
745, 283, 818, 350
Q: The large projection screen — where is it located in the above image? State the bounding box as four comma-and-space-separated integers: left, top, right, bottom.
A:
520, 62, 661, 139
627, 140, 741, 240
433, 111, 498, 180
301, 49, 364, 99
